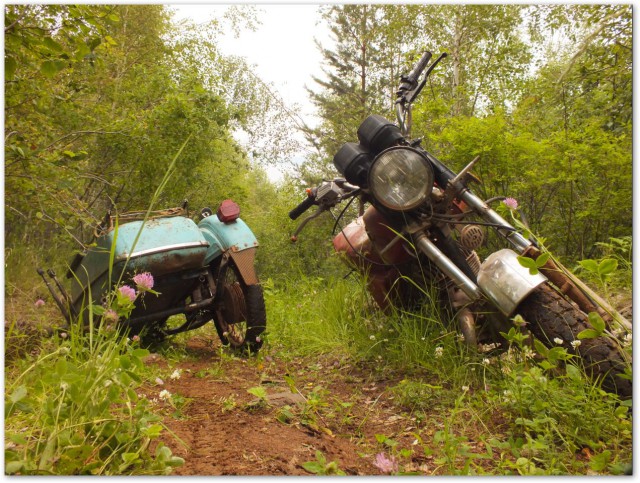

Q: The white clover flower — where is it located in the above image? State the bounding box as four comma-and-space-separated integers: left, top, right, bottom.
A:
159, 389, 172, 401
169, 369, 181, 380
570, 340, 581, 350
521, 347, 535, 359
461, 385, 469, 392
370, 335, 376, 340
155, 377, 164, 385
553, 337, 564, 345
60, 382, 69, 391
435, 346, 444, 358
457, 333, 466, 343
480, 342, 500, 353
482, 358, 491, 366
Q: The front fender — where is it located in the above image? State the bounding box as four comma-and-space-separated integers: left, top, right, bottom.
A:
198, 216, 259, 265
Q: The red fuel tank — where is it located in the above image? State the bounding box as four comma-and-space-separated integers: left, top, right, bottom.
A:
333, 206, 413, 310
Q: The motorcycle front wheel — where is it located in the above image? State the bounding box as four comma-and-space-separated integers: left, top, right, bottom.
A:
212, 260, 266, 353
516, 283, 631, 399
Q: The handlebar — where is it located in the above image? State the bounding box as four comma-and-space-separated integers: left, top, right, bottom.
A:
397, 51, 432, 95
289, 179, 360, 239
288, 191, 316, 220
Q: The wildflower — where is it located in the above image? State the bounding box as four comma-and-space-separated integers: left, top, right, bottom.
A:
435, 346, 444, 358
457, 333, 465, 343
480, 342, 500, 353
373, 453, 398, 474
482, 358, 491, 366
462, 385, 469, 392
132, 335, 140, 343
512, 315, 527, 327
159, 389, 172, 401
255, 336, 261, 343
521, 346, 535, 359
133, 272, 154, 291
34, 298, 45, 307
155, 377, 164, 385
60, 382, 69, 391
118, 285, 137, 302
169, 369, 181, 380
104, 309, 119, 323
623, 333, 632, 347
370, 335, 376, 341
570, 340, 581, 350
553, 337, 564, 345
503, 197, 518, 210
60, 332, 68, 339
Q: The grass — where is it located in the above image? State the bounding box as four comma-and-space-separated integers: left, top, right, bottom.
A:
5, 239, 632, 475
262, 272, 633, 475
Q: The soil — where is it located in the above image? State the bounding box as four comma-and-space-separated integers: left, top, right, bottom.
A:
140, 336, 435, 476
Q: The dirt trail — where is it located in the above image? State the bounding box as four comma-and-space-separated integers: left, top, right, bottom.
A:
141, 337, 428, 475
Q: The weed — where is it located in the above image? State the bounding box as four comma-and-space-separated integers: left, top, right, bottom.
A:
246, 385, 269, 410
302, 450, 346, 475
219, 394, 238, 413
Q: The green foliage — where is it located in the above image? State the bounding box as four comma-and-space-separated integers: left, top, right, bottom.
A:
495, 321, 631, 474
4, 328, 183, 475
307, 4, 631, 261
302, 450, 346, 476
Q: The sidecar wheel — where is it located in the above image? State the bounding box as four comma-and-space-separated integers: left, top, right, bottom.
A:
213, 262, 266, 353
515, 283, 631, 399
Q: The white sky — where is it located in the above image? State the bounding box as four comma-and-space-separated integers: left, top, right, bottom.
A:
170, 4, 328, 181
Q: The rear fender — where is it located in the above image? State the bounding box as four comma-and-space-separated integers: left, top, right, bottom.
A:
198, 216, 259, 269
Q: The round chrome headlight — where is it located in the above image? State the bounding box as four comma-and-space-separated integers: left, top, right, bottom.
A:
368, 147, 434, 211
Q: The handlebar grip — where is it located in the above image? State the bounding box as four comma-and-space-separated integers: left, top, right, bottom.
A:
408, 51, 433, 83
288, 194, 316, 220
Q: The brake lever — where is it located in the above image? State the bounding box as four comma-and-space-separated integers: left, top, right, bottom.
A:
290, 206, 329, 242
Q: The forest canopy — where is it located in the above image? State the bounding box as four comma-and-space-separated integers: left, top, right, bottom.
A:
4, 4, 632, 274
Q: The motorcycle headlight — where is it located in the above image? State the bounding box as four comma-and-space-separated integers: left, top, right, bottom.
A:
368, 147, 434, 211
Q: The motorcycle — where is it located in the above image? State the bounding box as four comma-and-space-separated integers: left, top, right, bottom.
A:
38, 199, 266, 352
289, 51, 631, 397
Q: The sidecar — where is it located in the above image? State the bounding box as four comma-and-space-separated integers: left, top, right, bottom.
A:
39, 202, 265, 350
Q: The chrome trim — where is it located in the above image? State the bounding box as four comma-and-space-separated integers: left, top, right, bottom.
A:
477, 249, 547, 316
116, 241, 209, 262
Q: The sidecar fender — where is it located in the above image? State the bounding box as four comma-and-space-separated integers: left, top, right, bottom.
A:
198, 216, 259, 266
